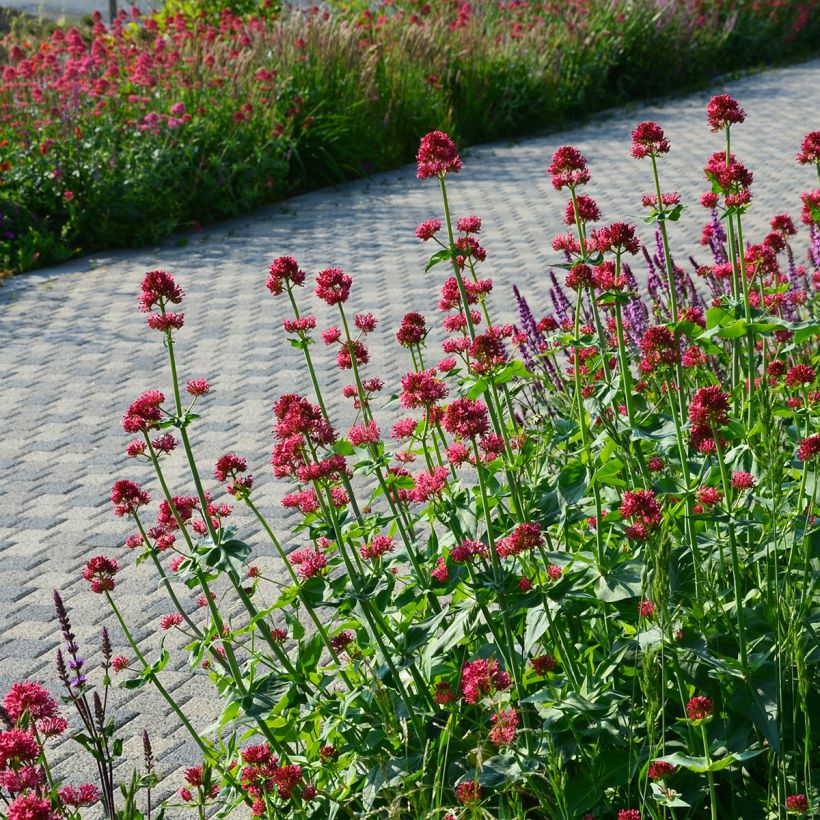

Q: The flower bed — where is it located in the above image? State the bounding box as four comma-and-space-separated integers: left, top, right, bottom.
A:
1, 0, 819, 274
2, 98, 820, 819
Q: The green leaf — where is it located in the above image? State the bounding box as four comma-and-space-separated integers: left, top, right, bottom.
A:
524, 605, 550, 656
594, 561, 643, 602
558, 460, 587, 506
425, 248, 451, 273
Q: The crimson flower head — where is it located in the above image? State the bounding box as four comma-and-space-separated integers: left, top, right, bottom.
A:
187, 379, 210, 396
122, 389, 165, 433
416, 130, 463, 179
785, 364, 816, 389
58, 784, 100, 807
315, 267, 352, 304
460, 658, 511, 703
594, 222, 640, 255
266, 256, 305, 295
415, 218, 442, 240
798, 433, 820, 462
110, 479, 150, 516
456, 781, 481, 806
631, 120, 670, 158
801, 190, 820, 225
547, 145, 590, 190
397, 312, 427, 346
706, 94, 746, 131
563, 194, 600, 226
457, 215, 482, 233
689, 385, 730, 428
566, 263, 595, 291
621, 490, 662, 526
771, 213, 797, 235
786, 794, 810, 815
82, 556, 120, 593
647, 760, 676, 781
443, 397, 489, 440
497, 523, 544, 558
138, 269, 183, 313
796, 131, 820, 165
686, 695, 714, 722
5, 794, 58, 820
3, 681, 58, 723
488, 707, 519, 747
618, 811, 641, 820
214, 453, 248, 483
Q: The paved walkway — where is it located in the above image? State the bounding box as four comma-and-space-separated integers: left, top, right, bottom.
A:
1, 58, 819, 799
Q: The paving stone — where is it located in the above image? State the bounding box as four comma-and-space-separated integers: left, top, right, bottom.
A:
0, 57, 818, 808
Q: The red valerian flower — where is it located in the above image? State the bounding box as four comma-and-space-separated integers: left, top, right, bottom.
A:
415, 218, 442, 240
621, 490, 662, 526
58, 784, 100, 806
800, 190, 820, 225
771, 213, 797, 235
431, 557, 449, 582
786, 794, 810, 814
686, 695, 714, 722
689, 385, 730, 427
647, 760, 677, 781
289, 548, 328, 581
457, 215, 482, 233
138, 269, 183, 312
638, 599, 656, 618
273, 764, 303, 799
460, 658, 511, 703
594, 222, 640, 255
266, 256, 305, 295
122, 389, 165, 433
706, 94, 746, 131
160, 613, 183, 630
360, 534, 394, 561
82, 556, 119, 593
450, 539, 488, 564
330, 630, 354, 653
410, 467, 449, 502
315, 267, 352, 304
397, 312, 427, 346
0, 728, 40, 766
3, 681, 58, 722
6, 794, 58, 820
530, 654, 558, 675
547, 145, 590, 190
401, 369, 448, 408
797, 434, 820, 461
630, 120, 670, 158
354, 313, 377, 333
563, 195, 600, 225
565, 263, 595, 290
433, 681, 456, 705
797, 131, 820, 165
416, 131, 463, 179
785, 364, 816, 388
283, 316, 316, 334
488, 708, 519, 746
186, 379, 210, 396
497, 523, 544, 557
732, 471, 755, 491
618, 810, 641, 820
456, 780, 481, 806
111, 655, 129, 672
695, 486, 723, 506
443, 397, 489, 439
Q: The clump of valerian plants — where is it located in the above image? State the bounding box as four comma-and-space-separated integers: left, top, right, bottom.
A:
4, 100, 820, 819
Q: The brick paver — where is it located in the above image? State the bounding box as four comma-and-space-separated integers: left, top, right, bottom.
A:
1, 58, 818, 805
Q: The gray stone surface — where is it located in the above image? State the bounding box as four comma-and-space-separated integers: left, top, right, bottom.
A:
1, 57, 819, 807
